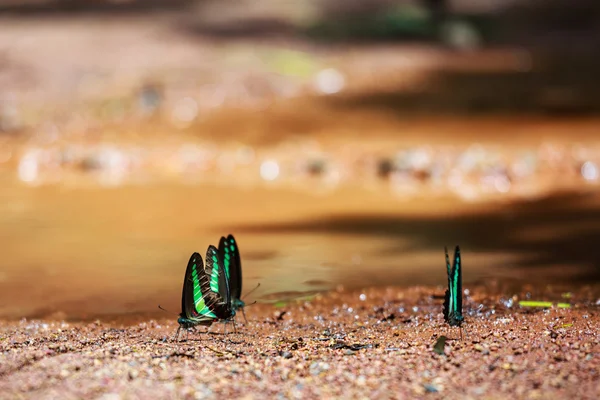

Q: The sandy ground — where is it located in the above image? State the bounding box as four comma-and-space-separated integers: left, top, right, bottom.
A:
1, 285, 599, 399
2, 7, 600, 399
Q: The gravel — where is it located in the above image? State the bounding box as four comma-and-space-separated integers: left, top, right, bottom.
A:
1, 285, 598, 399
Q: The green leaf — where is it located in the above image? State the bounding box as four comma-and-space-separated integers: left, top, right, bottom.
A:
518, 301, 571, 308
519, 301, 553, 308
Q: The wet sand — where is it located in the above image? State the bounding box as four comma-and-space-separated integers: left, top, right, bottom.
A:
1, 179, 600, 320
1, 285, 598, 399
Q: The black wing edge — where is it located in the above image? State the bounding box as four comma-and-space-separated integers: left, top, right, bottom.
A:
453, 245, 462, 317
182, 252, 203, 318
227, 234, 243, 299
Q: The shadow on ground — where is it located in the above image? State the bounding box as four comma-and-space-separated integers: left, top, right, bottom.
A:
0, 0, 195, 15
231, 191, 600, 284
320, 51, 600, 116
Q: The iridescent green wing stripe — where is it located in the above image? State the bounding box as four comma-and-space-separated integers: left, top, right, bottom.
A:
200, 245, 232, 319
205, 245, 224, 296
226, 234, 243, 301
183, 252, 216, 320
451, 246, 463, 319
219, 236, 232, 280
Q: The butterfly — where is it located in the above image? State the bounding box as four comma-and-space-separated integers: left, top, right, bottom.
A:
443, 245, 464, 335
218, 234, 257, 323
174, 246, 235, 341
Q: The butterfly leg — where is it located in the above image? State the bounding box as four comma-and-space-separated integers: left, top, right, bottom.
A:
241, 307, 248, 324
232, 320, 237, 334
173, 326, 181, 343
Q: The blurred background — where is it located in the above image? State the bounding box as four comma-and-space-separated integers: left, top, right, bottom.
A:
1, 0, 599, 320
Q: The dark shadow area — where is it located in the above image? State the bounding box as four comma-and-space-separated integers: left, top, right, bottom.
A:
178, 2, 495, 46
321, 51, 600, 116
495, 0, 600, 50
231, 191, 600, 284
0, 0, 196, 16
304, 8, 495, 46
180, 18, 299, 41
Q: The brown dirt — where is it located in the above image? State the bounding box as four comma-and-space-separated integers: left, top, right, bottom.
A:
2, 7, 600, 399
1, 285, 598, 399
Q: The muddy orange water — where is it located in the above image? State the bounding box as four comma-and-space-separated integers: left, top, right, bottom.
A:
1, 163, 600, 320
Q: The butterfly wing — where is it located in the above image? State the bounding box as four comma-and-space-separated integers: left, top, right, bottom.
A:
218, 236, 232, 290
452, 245, 463, 323
226, 234, 243, 302
182, 252, 217, 322
203, 245, 232, 319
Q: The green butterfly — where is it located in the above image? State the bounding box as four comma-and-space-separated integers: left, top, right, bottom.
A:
175, 246, 235, 341
218, 234, 249, 322
443, 245, 464, 328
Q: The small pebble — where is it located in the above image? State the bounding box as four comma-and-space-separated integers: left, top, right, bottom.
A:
423, 383, 439, 393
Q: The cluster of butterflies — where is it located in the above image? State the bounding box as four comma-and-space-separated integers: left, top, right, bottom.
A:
173, 234, 251, 342
169, 237, 464, 342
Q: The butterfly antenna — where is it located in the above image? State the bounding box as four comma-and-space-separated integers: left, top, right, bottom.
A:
158, 305, 178, 316
242, 283, 261, 300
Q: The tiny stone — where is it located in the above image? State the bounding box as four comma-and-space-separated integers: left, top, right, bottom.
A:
474, 344, 489, 354
473, 387, 486, 395
99, 394, 121, 400
423, 383, 439, 393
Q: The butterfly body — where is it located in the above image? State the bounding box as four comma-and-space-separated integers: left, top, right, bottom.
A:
443, 245, 464, 327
